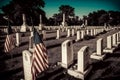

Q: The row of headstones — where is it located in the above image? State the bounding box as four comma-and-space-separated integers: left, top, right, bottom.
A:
58, 31, 120, 80
43, 25, 114, 31
7, 25, 116, 49
22, 31, 120, 80
56, 28, 106, 40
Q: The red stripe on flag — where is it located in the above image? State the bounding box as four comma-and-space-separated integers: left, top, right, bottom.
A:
31, 43, 48, 80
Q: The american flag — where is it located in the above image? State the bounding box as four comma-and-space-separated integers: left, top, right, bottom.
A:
4, 24, 15, 53
31, 29, 48, 80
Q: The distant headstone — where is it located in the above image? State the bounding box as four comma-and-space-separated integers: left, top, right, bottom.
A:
86, 29, 89, 35
42, 30, 46, 40
20, 14, 27, 32
81, 30, 84, 39
116, 32, 120, 45
29, 36, 34, 52
93, 29, 96, 36
56, 30, 60, 39
112, 33, 118, 47
39, 15, 43, 30
67, 29, 71, 37
76, 30, 81, 42
16, 32, 21, 47
90, 29, 94, 36
61, 13, 67, 27
22, 50, 32, 80
90, 38, 105, 60
72, 29, 75, 36
58, 40, 73, 68
30, 31, 33, 37
103, 35, 115, 53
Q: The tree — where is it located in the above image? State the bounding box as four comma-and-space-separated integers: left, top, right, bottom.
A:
98, 13, 109, 25
59, 5, 75, 17
51, 5, 75, 26
1, 0, 46, 25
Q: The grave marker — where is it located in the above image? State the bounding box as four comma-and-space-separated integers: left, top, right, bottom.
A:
72, 29, 75, 36
22, 50, 32, 80
103, 35, 115, 53
90, 38, 105, 60
112, 33, 118, 47
20, 14, 27, 32
76, 30, 81, 42
67, 29, 71, 37
58, 40, 73, 68
56, 30, 60, 39
68, 46, 92, 80
16, 32, 21, 47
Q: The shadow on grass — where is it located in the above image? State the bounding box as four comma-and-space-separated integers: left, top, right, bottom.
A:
19, 41, 28, 47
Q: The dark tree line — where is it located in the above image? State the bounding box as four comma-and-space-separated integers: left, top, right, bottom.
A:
0, 0, 48, 25
0, 1, 120, 26
87, 10, 120, 26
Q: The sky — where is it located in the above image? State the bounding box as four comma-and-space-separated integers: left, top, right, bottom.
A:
44, 0, 120, 18
0, 0, 120, 18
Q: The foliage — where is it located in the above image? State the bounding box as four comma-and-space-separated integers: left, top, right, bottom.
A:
87, 10, 120, 26
1, 0, 47, 25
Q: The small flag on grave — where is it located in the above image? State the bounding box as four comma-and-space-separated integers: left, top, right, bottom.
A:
31, 29, 48, 80
4, 22, 15, 53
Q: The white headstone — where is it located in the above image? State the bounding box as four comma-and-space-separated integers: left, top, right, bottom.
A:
72, 29, 75, 36
39, 15, 43, 30
42, 30, 46, 40
116, 32, 120, 43
22, 50, 32, 80
112, 33, 117, 47
67, 46, 92, 80
90, 29, 94, 36
67, 29, 71, 37
107, 35, 112, 49
56, 30, 60, 39
59, 40, 73, 68
86, 29, 89, 35
96, 38, 103, 56
30, 31, 33, 37
16, 32, 20, 46
20, 14, 27, 32
103, 35, 116, 53
93, 29, 96, 36
29, 36, 34, 52
76, 30, 81, 41
90, 38, 105, 60
77, 46, 89, 73
81, 30, 84, 39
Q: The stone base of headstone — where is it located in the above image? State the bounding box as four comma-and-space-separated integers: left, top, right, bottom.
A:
103, 48, 115, 53
57, 62, 73, 69
20, 24, 27, 32
113, 44, 118, 48
90, 53, 106, 60
62, 22, 67, 27
67, 64, 92, 80
39, 24, 43, 30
